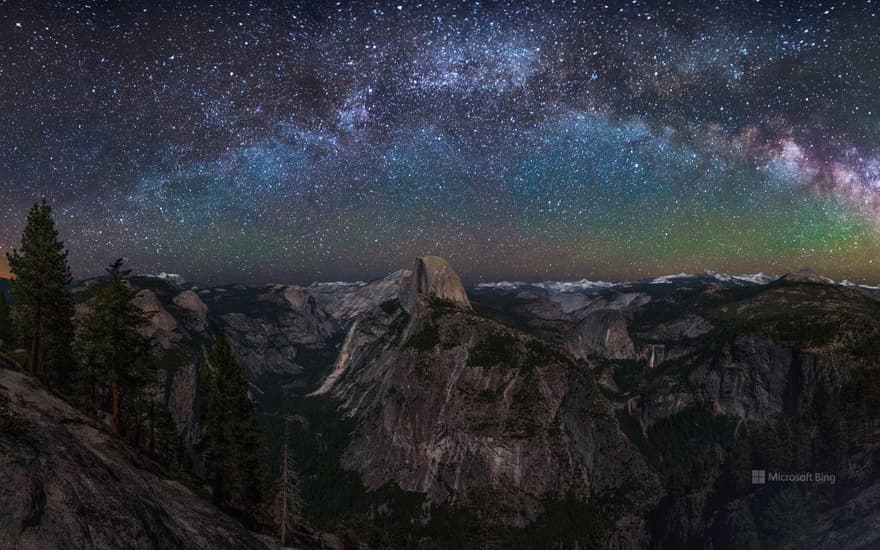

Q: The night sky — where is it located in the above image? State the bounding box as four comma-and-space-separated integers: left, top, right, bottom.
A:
2, 1, 880, 284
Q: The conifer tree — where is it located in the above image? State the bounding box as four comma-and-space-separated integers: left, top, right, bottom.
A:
77, 258, 150, 434
6, 199, 75, 385
203, 335, 263, 518
154, 404, 184, 468
274, 416, 304, 546
0, 290, 11, 349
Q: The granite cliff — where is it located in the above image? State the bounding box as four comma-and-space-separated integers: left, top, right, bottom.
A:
0, 355, 280, 550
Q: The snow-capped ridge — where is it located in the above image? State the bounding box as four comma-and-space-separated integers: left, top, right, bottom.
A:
310, 280, 368, 288
649, 273, 692, 285
140, 272, 186, 285
705, 270, 777, 285
475, 279, 616, 292
475, 271, 783, 292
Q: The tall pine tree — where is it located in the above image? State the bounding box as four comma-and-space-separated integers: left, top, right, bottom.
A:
274, 416, 304, 546
77, 258, 150, 434
202, 335, 263, 520
6, 199, 75, 387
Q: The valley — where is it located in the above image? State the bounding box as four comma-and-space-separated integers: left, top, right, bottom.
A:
4, 259, 876, 548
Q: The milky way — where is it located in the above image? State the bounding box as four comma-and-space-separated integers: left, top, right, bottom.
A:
1, 0, 880, 284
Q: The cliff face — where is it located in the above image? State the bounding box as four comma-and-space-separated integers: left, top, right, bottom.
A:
313, 259, 661, 529
570, 309, 635, 360
465, 273, 880, 548
209, 285, 339, 378
691, 335, 821, 421
72, 277, 347, 446
399, 256, 472, 314
0, 362, 275, 550
309, 269, 409, 323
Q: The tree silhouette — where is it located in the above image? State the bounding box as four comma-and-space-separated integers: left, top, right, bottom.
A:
6, 199, 74, 387
274, 416, 304, 546
202, 335, 263, 519
77, 258, 150, 434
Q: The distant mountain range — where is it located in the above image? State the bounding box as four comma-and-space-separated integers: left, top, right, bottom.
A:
5, 266, 879, 298
475, 269, 880, 292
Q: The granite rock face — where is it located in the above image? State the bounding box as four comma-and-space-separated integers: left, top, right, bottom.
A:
0, 366, 275, 550
400, 256, 472, 314
172, 290, 208, 331
315, 259, 661, 527
210, 285, 339, 379
690, 335, 820, 421
309, 269, 409, 324
166, 362, 202, 446
569, 309, 636, 360
132, 289, 180, 349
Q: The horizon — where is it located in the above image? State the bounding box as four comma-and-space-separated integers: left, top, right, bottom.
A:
3, 1, 880, 284
3, 259, 879, 289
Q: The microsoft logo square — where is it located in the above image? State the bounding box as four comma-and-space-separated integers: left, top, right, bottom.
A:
751, 470, 766, 484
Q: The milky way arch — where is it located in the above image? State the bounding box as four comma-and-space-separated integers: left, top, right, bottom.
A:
1, 0, 879, 283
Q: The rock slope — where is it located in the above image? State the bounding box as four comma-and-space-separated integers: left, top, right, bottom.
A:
0, 360, 277, 550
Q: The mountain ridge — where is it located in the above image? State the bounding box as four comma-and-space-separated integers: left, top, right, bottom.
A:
120, 267, 880, 296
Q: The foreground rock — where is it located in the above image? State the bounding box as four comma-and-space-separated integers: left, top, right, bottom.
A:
0, 365, 276, 550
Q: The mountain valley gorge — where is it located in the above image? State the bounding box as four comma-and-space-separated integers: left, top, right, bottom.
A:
3, 259, 880, 549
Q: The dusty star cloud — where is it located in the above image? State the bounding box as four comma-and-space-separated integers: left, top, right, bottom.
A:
1, 0, 880, 284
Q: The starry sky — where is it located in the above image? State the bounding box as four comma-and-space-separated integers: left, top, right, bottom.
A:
2, 0, 880, 284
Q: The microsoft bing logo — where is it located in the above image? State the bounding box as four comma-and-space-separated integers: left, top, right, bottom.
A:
751, 470, 766, 484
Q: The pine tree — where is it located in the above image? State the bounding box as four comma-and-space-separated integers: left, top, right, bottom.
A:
274, 416, 304, 546
203, 335, 263, 518
77, 258, 150, 434
6, 199, 75, 386
153, 404, 184, 468
0, 290, 11, 349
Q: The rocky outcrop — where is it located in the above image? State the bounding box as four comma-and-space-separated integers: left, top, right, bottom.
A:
0, 367, 275, 550
166, 363, 202, 446
281, 285, 311, 310
776, 267, 832, 285
691, 335, 821, 421
132, 289, 180, 349
569, 309, 635, 360
172, 290, 208, 331
400, 256, 471, 314
309, 270, 408, 324
315, 258, 661, 527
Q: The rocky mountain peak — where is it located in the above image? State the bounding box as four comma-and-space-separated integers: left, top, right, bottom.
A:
400, 256, 471, 313
778, 267, 833, 285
